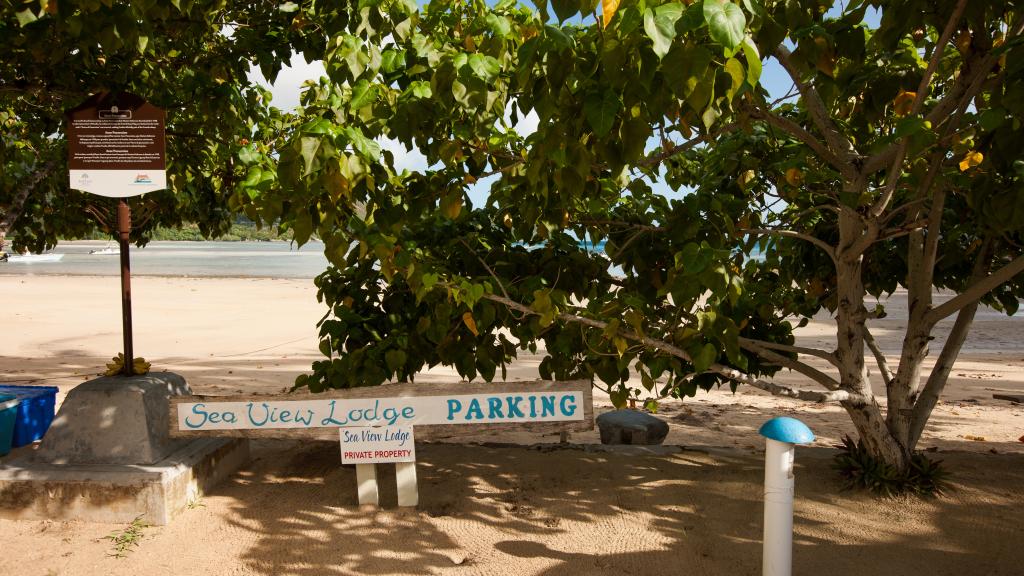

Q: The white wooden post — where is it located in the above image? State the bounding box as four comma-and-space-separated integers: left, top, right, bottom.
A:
355, 463, 379, 506
395, 462, 418, 507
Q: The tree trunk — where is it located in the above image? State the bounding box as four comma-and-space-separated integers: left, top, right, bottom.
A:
834, 208, 913, 472
843, 395, 911, 470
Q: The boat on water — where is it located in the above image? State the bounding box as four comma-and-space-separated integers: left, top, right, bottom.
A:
2, 252, 64, 263
89, 246, 119, 255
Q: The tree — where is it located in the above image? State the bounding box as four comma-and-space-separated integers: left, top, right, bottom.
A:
232, 0, 1024, 478
0, 0, 318, 250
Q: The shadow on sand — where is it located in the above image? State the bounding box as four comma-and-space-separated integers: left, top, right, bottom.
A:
206, 440, 1024, 576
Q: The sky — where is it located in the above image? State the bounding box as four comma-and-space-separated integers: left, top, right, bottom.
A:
247, 3, 881, 205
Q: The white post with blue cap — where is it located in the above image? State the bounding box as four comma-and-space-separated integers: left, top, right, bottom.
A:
758, 417, 814, 576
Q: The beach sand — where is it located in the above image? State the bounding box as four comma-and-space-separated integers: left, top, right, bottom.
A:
1, 275, 1023, 575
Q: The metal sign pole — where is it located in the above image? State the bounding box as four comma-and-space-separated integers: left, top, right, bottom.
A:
118, 199, 134, 376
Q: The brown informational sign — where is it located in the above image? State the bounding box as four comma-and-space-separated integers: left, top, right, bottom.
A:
66, 92, 166, 197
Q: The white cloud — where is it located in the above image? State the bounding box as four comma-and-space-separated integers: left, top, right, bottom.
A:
505, 100, 539, 136
247, 53, 326, 111
380, 137, 429, 173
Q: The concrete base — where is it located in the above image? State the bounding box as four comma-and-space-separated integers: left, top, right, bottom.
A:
34, 372, 192, 465
0, 438, 249, 525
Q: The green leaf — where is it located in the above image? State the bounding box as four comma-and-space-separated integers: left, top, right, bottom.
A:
15, 9, 37, 27
485, 13, 511, 37
241, 166, 264, 191
692, 342, 717, 373
299, 136, 322, 175
584, 91, 621, 137
724, 57, 745, 99
292, 211, 313, 246
741, 37, 761, 87
385, 349, 407, 372
674, 242, 712, 274
407, 80, 432, 99
609, 386, 629, 408
468, 53, 500, 82
664, 43, 713, 100
704, 0, 747, 50
551, 0, 578, 22
237, 144, 260, 165
380, 49, 406, 74
300, 118, 333, 135
644, 3, 684, 59
344, 127, 381, 162
350, 80, 377, 110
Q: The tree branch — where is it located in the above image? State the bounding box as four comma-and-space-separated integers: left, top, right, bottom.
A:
926, 254, 1024, 324
742, 227, 836, 263
738, 336, 838, 366
750, 107, 852, 178
925, 20, 1024, 129
773, 45, 856, 163
878, 219, 928, 241
737, 339, 841, 390
638, 123, 739, 168
477, 292, 864, 404
706, 363, 865, 404
861, 326, 893, 387
868, 0, 968, 217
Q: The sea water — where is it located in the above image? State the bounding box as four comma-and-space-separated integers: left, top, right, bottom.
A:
0, 239, 612, 279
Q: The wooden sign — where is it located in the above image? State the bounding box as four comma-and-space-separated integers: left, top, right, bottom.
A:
340, 426, 416, 464
66, 92, 166, 197
170, 380, 593, 508
169, 380, 593, 441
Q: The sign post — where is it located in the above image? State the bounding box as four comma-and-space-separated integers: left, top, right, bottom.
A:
117, 200, 133, 375
66, 93, 166, 375
169, 380, 594, 507
340, 425, 418, 506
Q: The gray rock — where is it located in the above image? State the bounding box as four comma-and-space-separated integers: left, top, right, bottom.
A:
596, 409, 670, 445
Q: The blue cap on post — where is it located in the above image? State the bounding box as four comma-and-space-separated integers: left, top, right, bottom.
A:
759, 416, 815, 445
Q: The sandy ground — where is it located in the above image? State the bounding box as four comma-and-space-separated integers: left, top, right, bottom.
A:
1, 275, 1023, 575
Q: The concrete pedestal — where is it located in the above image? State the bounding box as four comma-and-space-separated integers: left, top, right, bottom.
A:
0, 372, 250, 524
34, 372, 191, 465
0, 438, 249, 525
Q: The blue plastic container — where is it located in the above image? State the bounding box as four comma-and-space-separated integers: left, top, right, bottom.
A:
0, 385, 59, 447
0, 394, 18, 456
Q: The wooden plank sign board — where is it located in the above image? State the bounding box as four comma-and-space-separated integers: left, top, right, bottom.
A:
169, 380, 593, 508
169, 380, 593, 441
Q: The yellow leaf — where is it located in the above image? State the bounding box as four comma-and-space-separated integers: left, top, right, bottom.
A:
959, 151, 983, 171
893, 90, 916, 116
813, 37, 835, 77
784, 167, 803, 187
602, 0, 620, 28
440, 190, 463, 219
738, 169, 756, 190
462, 312, 479, 336
613, 336, 628, 357
955, 30, 971, 55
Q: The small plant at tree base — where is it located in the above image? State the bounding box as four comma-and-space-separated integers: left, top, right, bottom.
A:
104, 515, 149, 558
833, 436, 949, 497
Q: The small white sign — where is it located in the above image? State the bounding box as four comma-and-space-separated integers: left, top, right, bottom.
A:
340, 425, 416, 464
